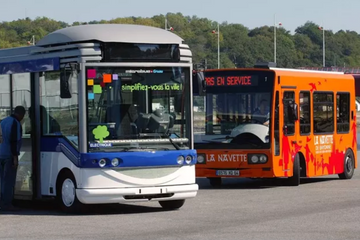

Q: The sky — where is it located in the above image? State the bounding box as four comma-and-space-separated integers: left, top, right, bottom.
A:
0, 0, 359, 34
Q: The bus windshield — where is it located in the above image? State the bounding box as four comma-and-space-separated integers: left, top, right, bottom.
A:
86, 66, 190, 152
194, 70, 274, 149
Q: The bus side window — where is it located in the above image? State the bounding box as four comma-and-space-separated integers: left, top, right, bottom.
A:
299, 91, 311, 134
313, 92, 334, 134
336, 92, 350, 133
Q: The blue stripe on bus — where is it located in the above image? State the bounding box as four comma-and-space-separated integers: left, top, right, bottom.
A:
0, 57, 60, 74
40, 136, 197, 168
80, 149, 197, 168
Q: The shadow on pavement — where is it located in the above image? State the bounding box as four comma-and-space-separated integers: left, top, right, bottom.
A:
0, 199, 168, 216
196, 175, 341, 190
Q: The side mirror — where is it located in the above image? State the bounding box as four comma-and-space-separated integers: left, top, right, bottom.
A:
193, 71, 206, 96
293, 103, 299, 121
60, 68, 72, 99
287, 100, 298, 121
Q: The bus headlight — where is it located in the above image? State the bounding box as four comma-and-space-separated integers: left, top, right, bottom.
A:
98, 158, 107, 168
185, 155, 193, 164
177, 156, 185, 165
250, 155, 259, 163
111, 158, 119, 167
248, 154, 268, 164
197, 154, 205, 164
259, 155, 267, 163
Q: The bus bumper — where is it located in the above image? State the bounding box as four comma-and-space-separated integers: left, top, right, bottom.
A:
76, 184, 199, 204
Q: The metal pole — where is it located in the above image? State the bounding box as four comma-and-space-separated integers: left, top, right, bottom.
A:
323, 27, 325, 67
274, 14, 276, 63
217, 23, 220, 69
165, 18, 167, 30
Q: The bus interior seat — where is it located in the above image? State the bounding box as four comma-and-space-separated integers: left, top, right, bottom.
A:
136, 111, 176, 134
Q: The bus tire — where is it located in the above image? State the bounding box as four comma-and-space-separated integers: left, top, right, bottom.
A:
208, 177, 222, 188
338, 149, 355, 180
56, 171, 83, 213
159, 200, 185, 210
288, 154, 300, 186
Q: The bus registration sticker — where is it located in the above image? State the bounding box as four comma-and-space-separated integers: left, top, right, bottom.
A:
216, 170, 240, 176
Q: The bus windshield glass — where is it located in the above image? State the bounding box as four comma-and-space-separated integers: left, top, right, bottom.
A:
194, 70, 274, 149
86, 66, 190, 152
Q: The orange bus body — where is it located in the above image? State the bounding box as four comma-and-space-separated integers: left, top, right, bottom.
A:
194, 66, 357, 186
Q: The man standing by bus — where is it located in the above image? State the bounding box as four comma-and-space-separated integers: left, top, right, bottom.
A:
0, 106, 26, 211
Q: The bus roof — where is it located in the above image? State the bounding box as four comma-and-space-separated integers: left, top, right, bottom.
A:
36, 24, 184, 46
0, 24, 192, 74
202, 67, 345, 75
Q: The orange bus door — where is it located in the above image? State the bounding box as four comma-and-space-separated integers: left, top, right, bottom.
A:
281, 90, 298, 175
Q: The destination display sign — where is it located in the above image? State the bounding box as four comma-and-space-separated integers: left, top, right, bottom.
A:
204, 74, 259, 87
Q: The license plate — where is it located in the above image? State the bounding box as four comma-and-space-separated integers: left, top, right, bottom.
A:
216, 170, 240, 176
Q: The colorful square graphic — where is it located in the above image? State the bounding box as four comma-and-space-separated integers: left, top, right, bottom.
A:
87, 79, 94, 86
88, 93, 94, 100
93, 85, 102, 94
103, 74, 112, 83
113, 74, 118, 80
87, 69, 96, 78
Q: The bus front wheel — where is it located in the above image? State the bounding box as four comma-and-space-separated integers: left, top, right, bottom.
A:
56, 171, 83, 213
159, 199, 185, 210
338, 149, 355, 180
288, 154, 300, 186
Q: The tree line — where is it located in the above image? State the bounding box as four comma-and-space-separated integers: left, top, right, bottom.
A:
1, 13, 360, 69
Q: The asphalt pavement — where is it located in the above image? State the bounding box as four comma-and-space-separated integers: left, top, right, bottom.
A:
1, 154, 360, 240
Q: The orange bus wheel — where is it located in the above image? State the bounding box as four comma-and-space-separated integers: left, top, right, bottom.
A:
338, 149, 355, 180
288, 154, 300, 186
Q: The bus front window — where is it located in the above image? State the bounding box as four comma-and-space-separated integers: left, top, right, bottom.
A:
86, 66, 190, 152
194, 70, 274, 150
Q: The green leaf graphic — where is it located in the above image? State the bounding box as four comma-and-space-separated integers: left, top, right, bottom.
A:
92, 125, 109, 143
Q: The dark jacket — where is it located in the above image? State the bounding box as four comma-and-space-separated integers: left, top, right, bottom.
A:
0, 114, 22, 158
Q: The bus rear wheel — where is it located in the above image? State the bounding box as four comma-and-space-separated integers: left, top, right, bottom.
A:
56, 171, 83, 213
338, 149, 355, 180
159, 200, 185, 210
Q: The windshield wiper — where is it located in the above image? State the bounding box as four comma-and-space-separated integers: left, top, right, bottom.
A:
168, 137, 180, 150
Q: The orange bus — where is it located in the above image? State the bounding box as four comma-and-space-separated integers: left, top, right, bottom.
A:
193, 63, 357, 187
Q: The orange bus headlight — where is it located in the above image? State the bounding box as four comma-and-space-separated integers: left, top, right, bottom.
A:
259, 155, 267, 163
248, 154, 268, 164
197, 154, 206, 164
250, 155, 259, 163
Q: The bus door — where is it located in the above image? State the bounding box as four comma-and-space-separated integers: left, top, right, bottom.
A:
12, 73, 33, 200
13, 72, 41, 200
281, 90, 298, 173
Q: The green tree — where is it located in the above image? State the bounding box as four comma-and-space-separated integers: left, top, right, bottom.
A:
2, 15, 360, 68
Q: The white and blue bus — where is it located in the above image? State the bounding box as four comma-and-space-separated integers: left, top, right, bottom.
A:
0, 24, 198, 213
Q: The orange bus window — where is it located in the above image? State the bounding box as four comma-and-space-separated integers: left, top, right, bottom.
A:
337, 92, 350, 133
313, 92, 334, 134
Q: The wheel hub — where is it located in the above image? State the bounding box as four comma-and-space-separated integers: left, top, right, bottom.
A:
62, 178, 75, 207
346, 156, 353, 173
